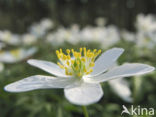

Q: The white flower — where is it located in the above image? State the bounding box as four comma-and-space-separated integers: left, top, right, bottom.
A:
80, 26, 105, 42
135, 14, 156, 49
136, 14, 156, 33
40, 18, 53, 31
80, 25, 120, 49
95, 17, 106, 27
22, 34, 37, 45
46, 23, 119, 48
29, 19, 53, 38
100, 25, 120, 49
136, 32, 154, 49
4, 48, 154, 105
46, 28, 67, 46
46, 25, 80, 46
0, 47, 37, 63
108, 78, 132, 102
121, 30, 136, 42
0, 30, 21, 45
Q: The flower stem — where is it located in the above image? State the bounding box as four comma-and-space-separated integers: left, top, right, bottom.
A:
82, 106, 89, 117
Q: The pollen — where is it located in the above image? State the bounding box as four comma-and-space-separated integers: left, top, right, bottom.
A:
56, 47, 101, 77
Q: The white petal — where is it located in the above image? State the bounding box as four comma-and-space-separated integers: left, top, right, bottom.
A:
4, 75, 76, 92
89, 48, 124, 77
109, 78, 132, 102
85, 63, 155, 83
27, 59, 67, 77
64, 83, 103, 105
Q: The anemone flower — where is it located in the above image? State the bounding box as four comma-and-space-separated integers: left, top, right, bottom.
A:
0, 30, 21, 46
4, 48, 154, 116
108, 78, 133, 102
0, 47, 37, 63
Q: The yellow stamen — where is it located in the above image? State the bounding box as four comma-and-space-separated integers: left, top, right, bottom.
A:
66, 61, 70, 66
60, 48, 62, 53
81, 58, 86, 62
63, 54, 67, 60
56, 47, 102, 77
93, 49, 97, 53
89, 69, 93, 73
66, 49, 70, 54
98, 49, 102, 54
71, 60, 74, 64
57, 62, 64, 69
67, 55, 71, 60
89, 62, 95, 67
56, 50, 59, 55
80, 48, 82, 53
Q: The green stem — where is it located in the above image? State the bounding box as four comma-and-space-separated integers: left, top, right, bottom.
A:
133, 77, 136, 103
82, 106, 89, 117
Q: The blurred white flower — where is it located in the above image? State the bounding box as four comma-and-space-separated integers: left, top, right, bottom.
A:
135, 14, 156, 49
80, 26, 94, 41
0, 30, 21, 45
80, 26, 105, 42
95, 17, 107, 26
0, 47, 37, 63
29, 18, 53, 38
46, 28, 67, 46
46, 33, 63, 46
136, 33, 155, 49
40, 18, 53, 31
121, 30, 136, 42
100, 25, 120, 49
4, 48, 154, 105
22, 34, 37, 45
108, 78, 132, 102
148, 31, 156, 44
136, 14, 156, 33
46, 23, 120, 49
66, 24, 80, 45
80, 25, 120, 48
47, 25, 80, 46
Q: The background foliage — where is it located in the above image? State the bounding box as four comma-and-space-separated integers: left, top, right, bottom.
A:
0, 0, 156, 32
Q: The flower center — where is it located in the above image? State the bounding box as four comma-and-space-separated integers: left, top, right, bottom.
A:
56, 47, 101, 77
